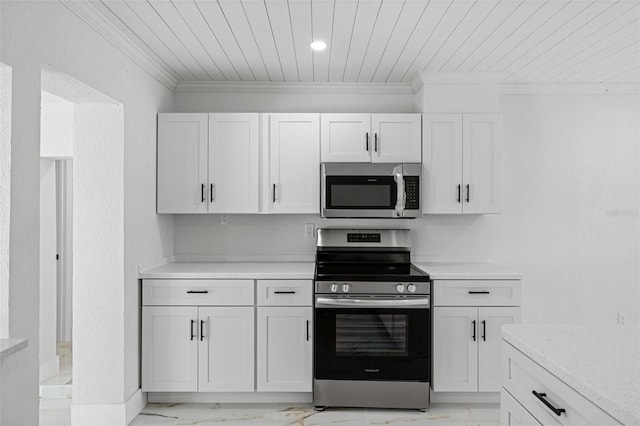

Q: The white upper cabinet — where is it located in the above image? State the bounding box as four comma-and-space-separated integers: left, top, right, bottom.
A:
320, 114, 422, 163
267, 114, 320, 214
320, 114, 371, 162
157, 113, 259, 214
423, 113, 501, 214
208, 114, 259, 213
157, 113, 208, 214
371, 114, 422, 163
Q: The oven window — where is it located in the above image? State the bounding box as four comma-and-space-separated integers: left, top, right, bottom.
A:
335, 313, 407, 357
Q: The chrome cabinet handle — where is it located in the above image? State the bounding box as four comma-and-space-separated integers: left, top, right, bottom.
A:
272, 183, 276, 203
210, 183, 215, 202
306, 320, 310, 341
468, 291, 490, 294
472, 320, 476, 341
190, 320, 195, 341
365, 132, 369, 151
200, 320, 205, 341
187, 290, 209, 294
274, 291, 296, 294
466, 184, 470, 203
532, 391, 566, 416
482, 320, 486, 341
457, 184, 461, 203
374, 133, 378, 152
201, 184, 205, 203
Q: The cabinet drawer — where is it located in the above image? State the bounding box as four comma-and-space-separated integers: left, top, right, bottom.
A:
433, 279, 521, 306
257, 280, 312, 306
143, 279, 254, 306
502, 343, 622, 426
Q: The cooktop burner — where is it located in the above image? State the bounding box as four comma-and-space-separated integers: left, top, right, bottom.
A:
314, 229, 430, 283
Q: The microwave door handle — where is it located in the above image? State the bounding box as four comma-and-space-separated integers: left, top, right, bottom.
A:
393, 166, 405, 217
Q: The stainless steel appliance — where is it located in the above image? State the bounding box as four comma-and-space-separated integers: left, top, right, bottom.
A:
313, 228, 430, 411
321, 163, 421, 218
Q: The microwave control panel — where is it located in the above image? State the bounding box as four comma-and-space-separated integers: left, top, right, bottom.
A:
404, 176, 419, 210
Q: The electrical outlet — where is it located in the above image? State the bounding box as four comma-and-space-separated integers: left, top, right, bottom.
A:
618, 312, 628, 325
220, 214, 230, 225
304, 223, 315, 238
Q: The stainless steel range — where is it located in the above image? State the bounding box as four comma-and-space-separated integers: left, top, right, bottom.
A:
313, 229, 431, 411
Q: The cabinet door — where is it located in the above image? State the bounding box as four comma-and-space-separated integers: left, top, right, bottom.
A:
208, 114, 259, 213
432, 306, 478, 392
501, 390, 542, 426
198, 307, 254, 392
269, 114, 320, 213
142, 306, 198, 392
478, 307, 521, 392
157, 113, 208, 214
422, 114, 463, 214
257, 307, 312, 392
320, 113, 371, 162
462, 114, 501, 214
371, 114, 422, 163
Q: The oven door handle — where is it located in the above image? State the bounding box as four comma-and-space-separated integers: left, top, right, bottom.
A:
315, 297, 430, 309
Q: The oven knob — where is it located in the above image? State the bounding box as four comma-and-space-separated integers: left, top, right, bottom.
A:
330, 283, 338, 293
396, 284, 405, 293
342, 283, 350, 293
407, 284, 417, 293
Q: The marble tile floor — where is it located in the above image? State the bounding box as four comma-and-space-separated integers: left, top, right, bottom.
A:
134, 402, 499, 426
40, 400, 499, 426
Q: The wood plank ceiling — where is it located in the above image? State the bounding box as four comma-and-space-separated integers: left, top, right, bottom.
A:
84, 0, 640, 85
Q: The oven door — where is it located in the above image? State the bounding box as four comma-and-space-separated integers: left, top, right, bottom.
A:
314, 296, 430, 382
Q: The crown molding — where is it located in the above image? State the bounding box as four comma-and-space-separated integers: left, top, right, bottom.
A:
419, 71, 508, 85
60, 0, 177, 90
500, 83, 640, 94
174, 81, 416, 95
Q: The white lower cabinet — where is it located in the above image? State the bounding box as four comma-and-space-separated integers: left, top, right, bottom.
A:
257, 307, 312, 392
142, 278, 313, 397
501, 389, 542, 426
142, 306, 254, 392
198, 307, 254, 392
432, 279, 521, 393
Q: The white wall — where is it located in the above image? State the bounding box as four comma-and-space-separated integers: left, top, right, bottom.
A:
0, 63, 12, 339
174, 92, 639, 326
174, 89, 416, 113
41, 98, 73, 158
1, 1, 173, 423
39, 159, 58, 382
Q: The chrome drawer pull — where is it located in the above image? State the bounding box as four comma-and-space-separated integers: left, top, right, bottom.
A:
468, 291, 490, 294
274, 291, 296, 294
187, 290, 209, 294
532, 391, 566, 416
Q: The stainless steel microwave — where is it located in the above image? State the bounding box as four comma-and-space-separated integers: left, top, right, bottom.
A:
321, 163, 422, 218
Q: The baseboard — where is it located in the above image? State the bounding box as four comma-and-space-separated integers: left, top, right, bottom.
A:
430, 390, 500, 404
39, 355, 60, 382
70, 389, 145, 425
147, 392, 312, 404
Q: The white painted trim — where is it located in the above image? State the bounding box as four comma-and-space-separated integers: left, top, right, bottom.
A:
70, 388, 145, 426
59, 1, 176, 90
430, 391, 500, 404
125, 389, 146, 425
174, 81, 416, 95
39, 355, 60, 383
420, 72, 508, 85
500, 83, 640, 95
147, 391, 312, 404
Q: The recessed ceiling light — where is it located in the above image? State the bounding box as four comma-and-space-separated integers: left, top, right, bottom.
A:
310, 40, 327, 51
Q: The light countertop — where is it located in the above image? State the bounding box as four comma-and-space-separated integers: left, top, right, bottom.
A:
139, 261, 315, 280
1, 338, 28, 362
502, 324, 640, 426
414, 262, 524, 280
